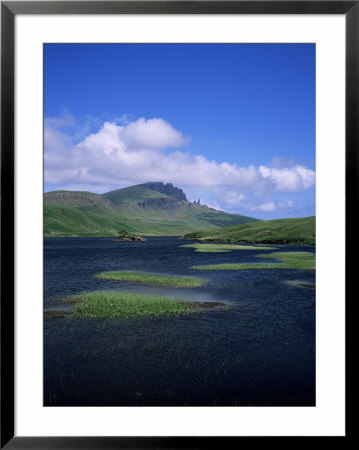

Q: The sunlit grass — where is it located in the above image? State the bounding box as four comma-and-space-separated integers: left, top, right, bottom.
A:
95, 271, 207, 287
192, 251, 315, 271
181, 243, 275, 253
183, 216, 315, 246
67, 291, 198, 318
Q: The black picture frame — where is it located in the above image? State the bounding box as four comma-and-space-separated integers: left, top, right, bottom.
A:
1, 1, 355, 447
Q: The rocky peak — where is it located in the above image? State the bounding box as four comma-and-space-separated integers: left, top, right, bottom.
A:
142, 182, 187, 201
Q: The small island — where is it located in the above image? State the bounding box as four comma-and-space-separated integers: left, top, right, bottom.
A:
117, 229, 147, 242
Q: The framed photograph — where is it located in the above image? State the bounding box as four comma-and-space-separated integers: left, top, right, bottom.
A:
1, 1, 354, 447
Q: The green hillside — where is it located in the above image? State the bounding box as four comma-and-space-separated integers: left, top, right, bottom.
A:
183, 216, 315, 245
44, 183, 258, 237
102, 184, 169, 206
44, 191, 138, 237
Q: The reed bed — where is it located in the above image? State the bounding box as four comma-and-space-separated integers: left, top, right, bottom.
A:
192, 251, 315, 271
95, 271, 207, 287
68, 291, 197, 318
181, 243, 275, 253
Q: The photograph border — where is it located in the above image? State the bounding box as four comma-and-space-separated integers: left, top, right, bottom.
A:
1, 1, 355, 447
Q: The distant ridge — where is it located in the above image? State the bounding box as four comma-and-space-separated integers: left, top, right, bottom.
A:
44, 182, 259, 237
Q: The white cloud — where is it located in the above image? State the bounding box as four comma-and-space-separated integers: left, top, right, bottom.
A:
270, 156, 295, 169
223, 191, 246, 206
77, 118, 188, 155
122, 118, 189, 150
114, 113, 136, 125
248, 199, 295, 213
259, 165, 315, 192
45, 113, 76, 129
44, 115, 315, 215
256, 202, 276, 212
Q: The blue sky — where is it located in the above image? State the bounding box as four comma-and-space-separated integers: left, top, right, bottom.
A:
44, 43, 315, 219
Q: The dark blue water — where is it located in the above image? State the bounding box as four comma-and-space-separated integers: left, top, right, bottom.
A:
44, 237, 315, 406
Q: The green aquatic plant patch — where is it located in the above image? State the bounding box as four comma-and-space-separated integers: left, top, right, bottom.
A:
192, 251, 315, 271
182, 246, 229, 253
68, 291, 197, 318
44, 309, 72, 318
95, 271, 207, 287
181, 243, 275, 252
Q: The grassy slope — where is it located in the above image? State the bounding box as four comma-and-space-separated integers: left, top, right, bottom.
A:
183, 216, 315, 245
102, 185, 169, 206
44, 191, 138, 237
44, 186, 258, 237
101, 184, 258, 235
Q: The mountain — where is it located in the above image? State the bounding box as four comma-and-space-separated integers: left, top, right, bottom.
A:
44, 182, 259, 237
183, 216, 315, 245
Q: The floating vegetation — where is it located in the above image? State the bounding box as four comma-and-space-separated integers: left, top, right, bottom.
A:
44, 309, 72, 318
181, 243, 275, 253
192, 251, 315, 271
94, 271, 207, 287
65, 291, 223, 318
195, 301, 226, 309
295, 283, 315, 289
286, 280, 316, 289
